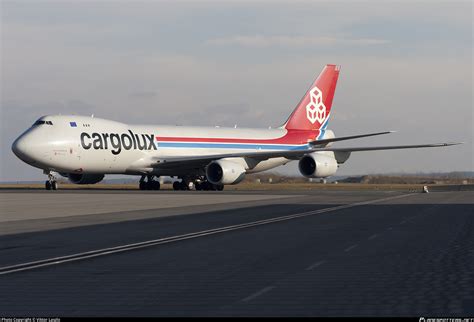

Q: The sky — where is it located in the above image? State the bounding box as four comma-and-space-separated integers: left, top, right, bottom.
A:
0, 0, 472, 181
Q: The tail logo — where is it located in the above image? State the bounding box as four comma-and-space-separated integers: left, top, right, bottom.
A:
306, 86, 326, 124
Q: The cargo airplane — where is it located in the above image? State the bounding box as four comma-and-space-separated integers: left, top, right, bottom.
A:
12, 65, 460, 190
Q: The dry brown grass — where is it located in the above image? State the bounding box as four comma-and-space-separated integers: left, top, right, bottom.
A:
0, 182, 461, 192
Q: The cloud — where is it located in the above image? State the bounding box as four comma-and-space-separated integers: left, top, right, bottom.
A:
129, 91, 158, 99
1, 1, 471, 181
207, 35, 391, 47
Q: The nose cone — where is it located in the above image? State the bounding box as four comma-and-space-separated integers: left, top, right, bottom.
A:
12, 132, 37, 164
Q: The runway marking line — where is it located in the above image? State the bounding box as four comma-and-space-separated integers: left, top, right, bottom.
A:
344, 244, 358, 252
0, 193, 412, 276
305, 260, 326, 271
368, 234, 378, 240
242, 286, 275, 302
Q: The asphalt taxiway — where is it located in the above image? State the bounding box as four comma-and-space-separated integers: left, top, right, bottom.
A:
0, 189, 473, 316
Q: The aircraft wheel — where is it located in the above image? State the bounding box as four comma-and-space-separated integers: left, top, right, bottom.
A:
205, 182, 215, 191
51, 181, 58, 190
139, 181, 146, 190
45, 181, 52, 190
195, 182, 202, 191
180, 182, 188, 190
152, 181, 160, 190
173, 181, 180, 191
216, 184, 224, 191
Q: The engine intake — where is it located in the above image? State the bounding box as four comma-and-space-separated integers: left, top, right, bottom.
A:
67, 173, 105, 184
206, 160, 246, 185
298, 153, 338, 178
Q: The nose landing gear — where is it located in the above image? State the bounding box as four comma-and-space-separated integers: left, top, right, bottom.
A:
44, 171, 58, 190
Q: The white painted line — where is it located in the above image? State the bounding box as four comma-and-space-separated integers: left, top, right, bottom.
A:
368, 234, 378, 240
305, 260, 326, 271
242, 286, 275, 302
344, 244, 358, 252
0, 193, 413, 276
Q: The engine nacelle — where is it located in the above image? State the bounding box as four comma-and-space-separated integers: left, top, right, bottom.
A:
206, 160, 246, 185
67, 173, 105, 184
298, 153, 338, 178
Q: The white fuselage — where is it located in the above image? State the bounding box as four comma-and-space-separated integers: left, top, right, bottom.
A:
12, 115, 330, 177
11, 65, 457, 189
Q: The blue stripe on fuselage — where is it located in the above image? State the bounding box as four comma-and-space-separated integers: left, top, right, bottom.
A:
317, 114, 331, 140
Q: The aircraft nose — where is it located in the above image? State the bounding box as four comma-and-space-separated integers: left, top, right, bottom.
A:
12, 133, 36, 163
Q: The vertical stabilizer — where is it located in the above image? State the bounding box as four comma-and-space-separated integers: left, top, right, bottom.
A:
284, 64, 340, 131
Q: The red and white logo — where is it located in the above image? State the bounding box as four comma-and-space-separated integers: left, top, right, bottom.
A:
306, 86, 326, 124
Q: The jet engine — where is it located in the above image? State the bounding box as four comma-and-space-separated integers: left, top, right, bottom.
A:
298, 153, 338, 178
206, 160, 246, 185
67, 173, 105, 184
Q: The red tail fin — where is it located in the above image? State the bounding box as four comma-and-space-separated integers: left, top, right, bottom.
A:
284, 64, 340, 131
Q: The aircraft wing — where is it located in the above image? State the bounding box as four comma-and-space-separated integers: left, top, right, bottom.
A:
149, 142, 461, 170
308, 131, 394, 146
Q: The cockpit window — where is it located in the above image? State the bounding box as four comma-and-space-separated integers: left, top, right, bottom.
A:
33, 120, 53, 126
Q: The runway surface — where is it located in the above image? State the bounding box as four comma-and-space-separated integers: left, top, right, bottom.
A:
0, 189, 473, 316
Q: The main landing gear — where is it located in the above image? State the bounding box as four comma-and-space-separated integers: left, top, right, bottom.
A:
44, 171, 58, 190
139, 175, 161, 190
195, 181, 224, 191
172, 177, 224, 191
172, 180, 191, 191
138, 176, 224, 191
